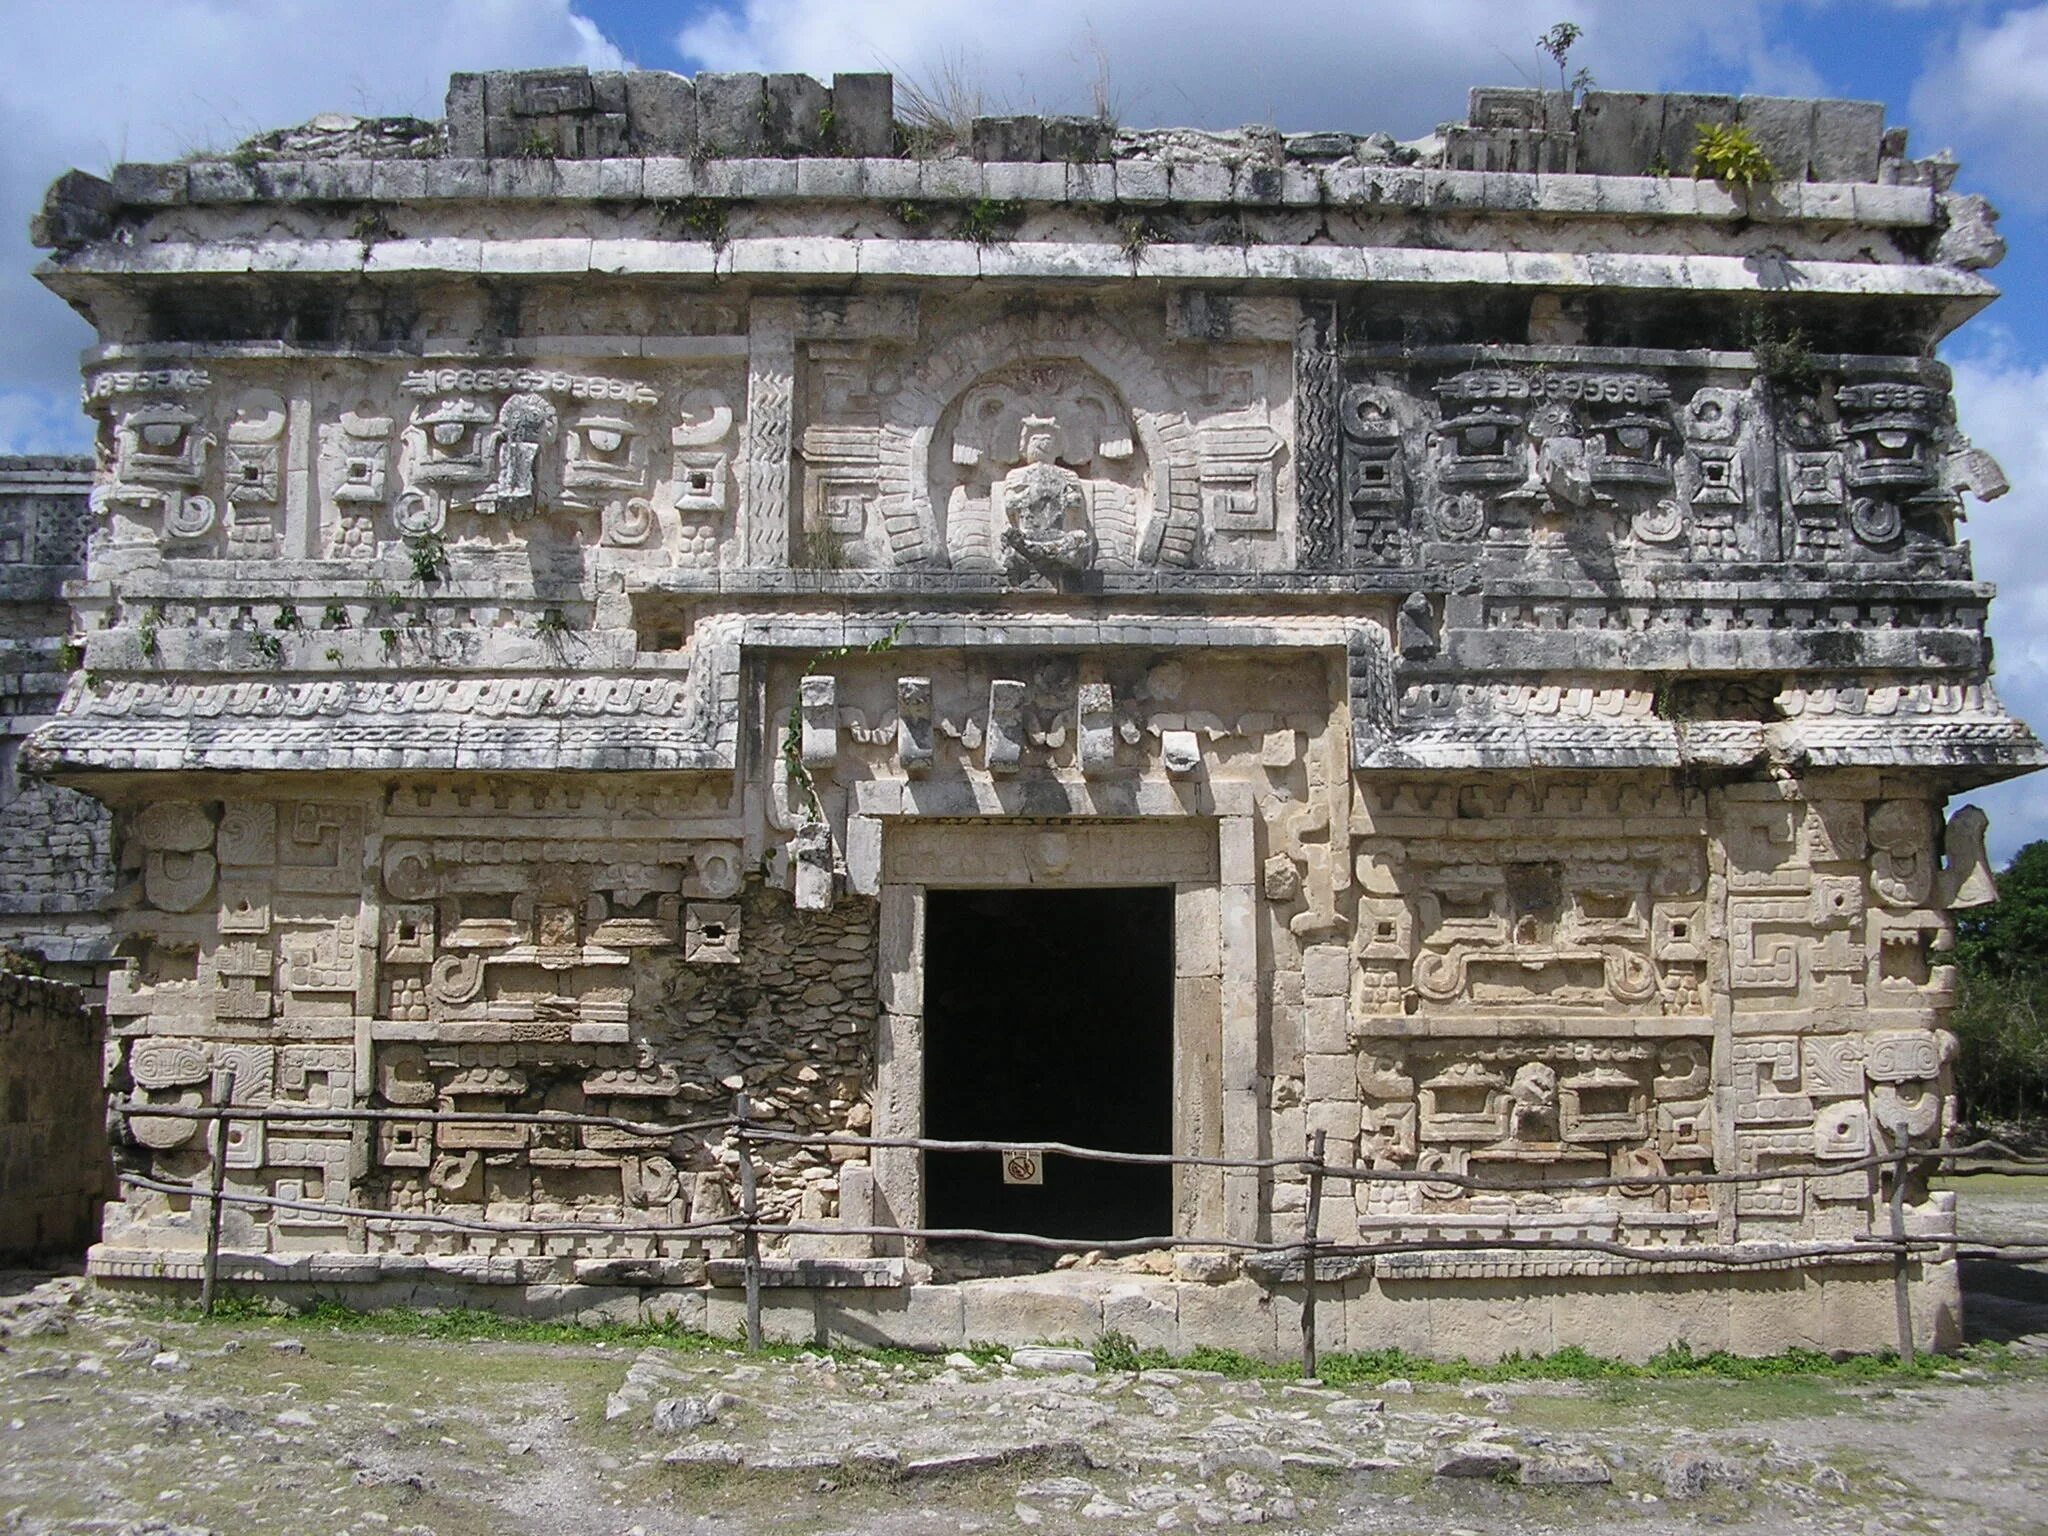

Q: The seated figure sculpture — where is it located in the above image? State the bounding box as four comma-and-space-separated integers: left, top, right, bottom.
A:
999, 416, 1095, 578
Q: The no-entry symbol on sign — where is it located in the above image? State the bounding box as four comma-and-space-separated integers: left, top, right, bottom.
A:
1001, 1148, 1044, 1185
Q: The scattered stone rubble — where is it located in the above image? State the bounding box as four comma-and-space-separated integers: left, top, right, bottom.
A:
5, 1286, 2047, 1534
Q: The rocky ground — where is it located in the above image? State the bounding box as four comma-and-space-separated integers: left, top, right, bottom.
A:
4, 1177, 2047, 1536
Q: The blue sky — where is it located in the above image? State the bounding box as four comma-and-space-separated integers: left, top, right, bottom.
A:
5, 0, 2047, 855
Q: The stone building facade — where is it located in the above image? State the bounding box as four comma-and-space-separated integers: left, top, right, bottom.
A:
0, 456, 113, 980
22, 71, 2038, 1356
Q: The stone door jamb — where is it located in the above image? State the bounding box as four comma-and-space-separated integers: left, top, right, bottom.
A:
855, 778, 1261, 1258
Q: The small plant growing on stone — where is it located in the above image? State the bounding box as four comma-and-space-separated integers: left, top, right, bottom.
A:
349, 206, 394, 245
322, 602, 350, 629
1117, 215, 1164, 263
816, 106, 840, 152
781, 619, 907, 818
533, 607, 576, 665
323, 645, 344, 664
136, 607, 162, 662
894, 200, 932, 229
956, 197, 1023, 246
1741, 309, 1822, 390
273, 603, 301, 631
1093, 1329, 1147, 1373
56, 639, 82, 672
655, 196, 729, 247
896, 49, 985, 156
405, 533, 447, 586
1536, 22, 1593, 100
1083, 25, 1122, 135
378, 627, 400, 656
1693, 121, 1776, 189
797, 525, 849, 571
518, 127, 555, 160
251, 630, 284, 664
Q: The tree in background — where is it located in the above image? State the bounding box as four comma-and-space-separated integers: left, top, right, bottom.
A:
1952, 841, 2048, 1130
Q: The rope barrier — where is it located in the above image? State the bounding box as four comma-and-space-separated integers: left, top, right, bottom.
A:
117, 1101, 2048, 1348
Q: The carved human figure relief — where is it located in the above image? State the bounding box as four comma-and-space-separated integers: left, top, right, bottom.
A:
935, 361, 1146, 575
998, 416, 1094, 577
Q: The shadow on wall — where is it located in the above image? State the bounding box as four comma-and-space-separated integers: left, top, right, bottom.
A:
0, 974, 109, 1265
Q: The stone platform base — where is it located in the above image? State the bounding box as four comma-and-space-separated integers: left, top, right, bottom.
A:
87, 1245, 1962, 1362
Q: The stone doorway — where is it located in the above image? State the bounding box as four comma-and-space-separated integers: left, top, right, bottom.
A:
921, 887, 1175, 1260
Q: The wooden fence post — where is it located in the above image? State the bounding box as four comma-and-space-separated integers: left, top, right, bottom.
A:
735, 1092, 762, 1354
1301, 1129, 1326, 1381
199, 1066, 236, 1317
1888, 1127, 1915, 1362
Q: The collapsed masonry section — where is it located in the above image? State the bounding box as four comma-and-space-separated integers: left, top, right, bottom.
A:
21, 72, 2042, 1357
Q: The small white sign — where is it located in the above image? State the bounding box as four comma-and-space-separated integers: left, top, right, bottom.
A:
1001, 1148, 1044, 1186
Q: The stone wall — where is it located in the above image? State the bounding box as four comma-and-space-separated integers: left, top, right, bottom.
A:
0, 457, 113, 982
356, 880, 876, 1276
0, 973, 108, 1261
93, 780, 876, 1277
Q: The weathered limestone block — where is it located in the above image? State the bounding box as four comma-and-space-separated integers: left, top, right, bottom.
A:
697, 72, 767, 156
984, 680, 1025, 773
829, 74, 894, 159
1077, 681, 1116, 776
793, 821, 835, 911
896, 677, 933, 775
762, 74, 832, 156
799, 675, 838, 770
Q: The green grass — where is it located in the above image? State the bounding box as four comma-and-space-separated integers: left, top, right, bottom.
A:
1935, 1171, 2048, 1196
1085, 1330, 2016, 1386
171, 1295, 1012, 1371
161, 1300, 2025, 1390
187, 1294, 727, 1349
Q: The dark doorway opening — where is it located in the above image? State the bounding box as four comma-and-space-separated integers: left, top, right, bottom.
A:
922, 887, 1174, 1259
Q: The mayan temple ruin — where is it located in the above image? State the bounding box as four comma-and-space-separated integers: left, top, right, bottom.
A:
16, 68, 2039, 1357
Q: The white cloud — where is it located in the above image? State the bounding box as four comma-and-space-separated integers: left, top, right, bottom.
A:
0, 387, 85, 457
0, 0, 626, 448
1948, 339, 2048, 861
674, 0, 1773, 137
1910, 3, 2048, 211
